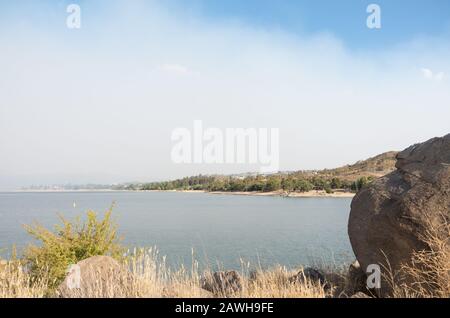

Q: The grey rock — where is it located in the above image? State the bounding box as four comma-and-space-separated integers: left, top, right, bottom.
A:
56, 256, 130, 298
348, 134, 450, 295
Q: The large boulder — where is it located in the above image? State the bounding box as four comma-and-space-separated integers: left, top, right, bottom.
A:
56, 256, 130, 298
348, 134, 450, 294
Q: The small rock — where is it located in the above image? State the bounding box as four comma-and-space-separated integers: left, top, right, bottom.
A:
290, 267, 329, 289
200, 271, 243, 296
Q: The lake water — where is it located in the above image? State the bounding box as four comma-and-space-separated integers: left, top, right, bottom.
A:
0, 191, 355, 270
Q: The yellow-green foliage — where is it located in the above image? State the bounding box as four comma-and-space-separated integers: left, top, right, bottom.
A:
23, 208, 124, 288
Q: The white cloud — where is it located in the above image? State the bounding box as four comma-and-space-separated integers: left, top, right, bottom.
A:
421, 68, 445, 81
421, 68, 433, 79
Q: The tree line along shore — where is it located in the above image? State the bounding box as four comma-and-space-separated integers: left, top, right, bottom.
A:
123, 174, 373, 194
116, 151, 398, 194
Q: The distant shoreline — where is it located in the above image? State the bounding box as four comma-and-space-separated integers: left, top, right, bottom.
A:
8, 189, 125, 193
10, 189, 355, 198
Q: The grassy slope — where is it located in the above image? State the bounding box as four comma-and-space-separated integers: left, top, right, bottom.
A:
311, 151, 398, 182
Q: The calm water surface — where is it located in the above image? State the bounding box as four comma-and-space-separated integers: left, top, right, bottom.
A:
0, 191, 354, 269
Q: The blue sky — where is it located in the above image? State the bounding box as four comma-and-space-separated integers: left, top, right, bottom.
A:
169, 0, 450, 48
0, 1, 449, 189
2, 0, 450, 49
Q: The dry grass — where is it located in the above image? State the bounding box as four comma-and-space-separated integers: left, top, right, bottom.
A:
390, 212, 450, 298
241, 266, 329, 298
0, 249, 330, 298
57, 249, 331, 298
0, 260, 49, 298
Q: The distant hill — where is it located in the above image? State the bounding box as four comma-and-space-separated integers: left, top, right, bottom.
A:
311, 151, 398, 181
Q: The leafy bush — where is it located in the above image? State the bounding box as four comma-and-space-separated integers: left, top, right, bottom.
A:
281, 177, 295, 192
23, 208, 124, 288
263, 177, 282, 192
294, 179, 314, 192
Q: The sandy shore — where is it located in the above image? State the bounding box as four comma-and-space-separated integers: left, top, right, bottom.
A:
148, 189, 355, 198
207, 190, 355, 198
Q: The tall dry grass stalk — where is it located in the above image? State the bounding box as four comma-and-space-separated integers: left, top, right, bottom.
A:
0, 261, 49, 298
241, 266, 329, 298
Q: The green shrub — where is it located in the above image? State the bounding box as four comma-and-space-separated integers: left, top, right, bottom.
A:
263, 178, 282, 192
281, 177, 295, 192
324, 187, 333, 194
23, 207, 124, 289
294, 179, 314, 192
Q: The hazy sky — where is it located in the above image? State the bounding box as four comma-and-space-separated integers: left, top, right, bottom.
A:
0, 0, 449, 189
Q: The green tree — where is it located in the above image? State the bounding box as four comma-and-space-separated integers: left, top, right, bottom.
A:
310, 177, 327, 190
281, 177, 295, 192
330, 177, 342, 189
264, 177, 282, 192
294, 179, 314, 192
229, 180, 246, 192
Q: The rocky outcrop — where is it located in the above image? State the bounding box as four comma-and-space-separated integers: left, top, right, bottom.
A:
348, 134, 450, 294
200, 271, 243, 296
56, 256, 130, 298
